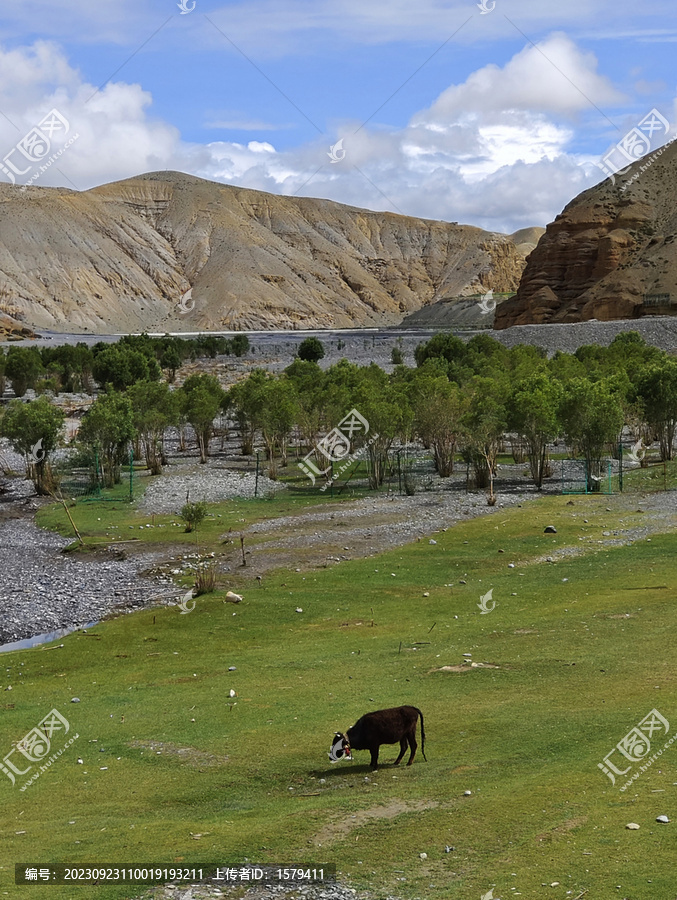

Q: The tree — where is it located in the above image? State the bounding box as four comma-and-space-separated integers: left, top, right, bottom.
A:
259, 377, 298, 477
92, 347, 161, 392
228, 369, 269, 455
635, 359, 677, 460
5, 347, 43, 397
230, 334, 250, 357
413, 376, 467, 477
180, 374, 225, 463
414, 332, 470, 383
462, 375, 509, 502
2, 396, 64, 494
559, 378, 625, 490
160, 345, 182, 383
79, 392, 135, 487
508, 374, 562, 489
284, 359, 327, 455
127, 381, 179, 475
298, 336, 325, 363
354, 366, 412, 490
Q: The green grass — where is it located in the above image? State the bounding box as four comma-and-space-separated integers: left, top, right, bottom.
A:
2, 493, 676, 899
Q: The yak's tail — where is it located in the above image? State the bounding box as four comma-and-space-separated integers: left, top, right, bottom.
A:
416, 707, 427, 762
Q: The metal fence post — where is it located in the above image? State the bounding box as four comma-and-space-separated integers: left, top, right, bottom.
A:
618, 441, 623, 492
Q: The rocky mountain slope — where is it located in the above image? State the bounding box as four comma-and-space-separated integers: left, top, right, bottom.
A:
0, 172, 532, 334
495, 140, 677, 328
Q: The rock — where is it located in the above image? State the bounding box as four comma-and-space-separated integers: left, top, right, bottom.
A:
295, 608, 303, 613
656, 815, 670, 823
464, 790, 472, 795
626, 822, 640, 829
419, 852, 427, 860
429, 539, 437, 544
550, 882, 560, 887
544, 525, 557, 533
71, 697, 80, 703
422, 592, 430, 597
225, 591, 243, 603
494, 142, 677, 329
508, 563, 515, 568
228, 666, 236, 671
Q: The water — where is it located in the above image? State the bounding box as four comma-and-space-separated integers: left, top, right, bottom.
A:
0, 621, 99, 654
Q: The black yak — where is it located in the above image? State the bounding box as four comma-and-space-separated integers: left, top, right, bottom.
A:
330, 705, 426, 769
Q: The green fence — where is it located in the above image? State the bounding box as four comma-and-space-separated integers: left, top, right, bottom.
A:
55, 450, 135, 502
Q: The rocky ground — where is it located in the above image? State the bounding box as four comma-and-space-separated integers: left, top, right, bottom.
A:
137, 879, 398, 900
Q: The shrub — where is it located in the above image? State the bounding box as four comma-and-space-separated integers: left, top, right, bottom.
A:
194, 561, 216, 595
180, 500, 208, 533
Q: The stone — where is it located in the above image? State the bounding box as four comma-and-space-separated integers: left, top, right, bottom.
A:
544, 525, 557, 533
626, 823, 640, 829
419, 853, 427, 860
656, 815, 670, 823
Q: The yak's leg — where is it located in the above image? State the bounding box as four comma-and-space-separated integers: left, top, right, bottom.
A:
406, 733, 418, 765
393, 738, 407, 765
369, 747, 380, 769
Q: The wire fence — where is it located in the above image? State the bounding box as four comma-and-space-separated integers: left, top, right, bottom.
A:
54, 450, 135, 502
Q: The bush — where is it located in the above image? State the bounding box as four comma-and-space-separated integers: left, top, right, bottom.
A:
298, 337, 325, 363
194, 561, 216, 595
391, 347, 404, 365
180, 500, 208, 533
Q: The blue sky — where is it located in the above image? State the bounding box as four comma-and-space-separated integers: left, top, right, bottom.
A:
1, 0, 676, 231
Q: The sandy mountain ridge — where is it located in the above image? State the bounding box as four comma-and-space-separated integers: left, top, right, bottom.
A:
495, 137, 677, 328
0, 171, 537, 335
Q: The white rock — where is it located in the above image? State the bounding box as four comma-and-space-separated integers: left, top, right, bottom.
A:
429, 539, 437, 545
419, 852, 427, 860
464, 790, 472, 796
626, 822, 640, 829
656, 815, 670, 823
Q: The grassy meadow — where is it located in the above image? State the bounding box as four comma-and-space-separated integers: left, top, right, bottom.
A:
0, 489, 676, 899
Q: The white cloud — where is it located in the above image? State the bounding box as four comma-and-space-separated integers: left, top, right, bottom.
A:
415, 33, 625, 122
0, 35, 641, 232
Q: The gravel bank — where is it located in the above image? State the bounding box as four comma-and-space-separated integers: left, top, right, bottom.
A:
0, 514, 170, 646
138, 462, 285, 515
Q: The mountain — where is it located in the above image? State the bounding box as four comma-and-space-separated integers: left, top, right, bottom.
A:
495, 140, 677, 329
0, 171, 532, 334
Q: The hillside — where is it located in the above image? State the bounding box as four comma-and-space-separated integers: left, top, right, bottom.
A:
495, 139, 677, 328
0, 172, 532, 334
